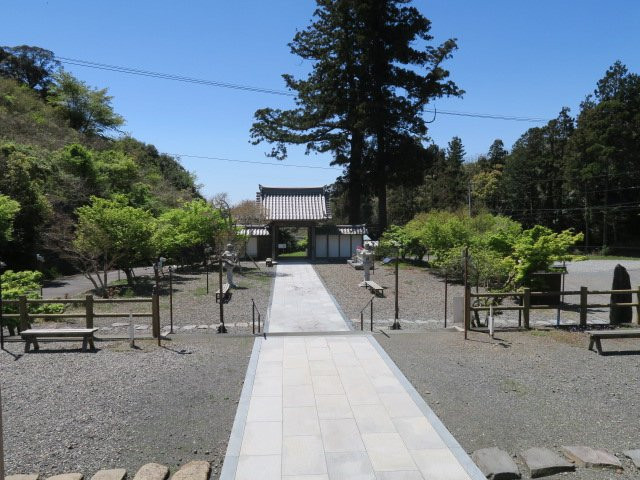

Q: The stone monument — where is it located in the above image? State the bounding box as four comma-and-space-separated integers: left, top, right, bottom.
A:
221, 243, 238, 287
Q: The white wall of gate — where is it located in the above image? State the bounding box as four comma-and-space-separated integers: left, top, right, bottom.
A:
315, 234, 363, 258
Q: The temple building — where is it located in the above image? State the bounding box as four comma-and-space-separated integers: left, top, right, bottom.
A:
239, 185, 367, 261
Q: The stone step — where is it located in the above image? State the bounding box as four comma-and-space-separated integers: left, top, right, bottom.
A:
90, 469, 127, 480
519, 447, 574, 478
561, 445, 622, 469
46, 475, 83, 480
623, 450, 640, 469
170, 461, 210, 480
132, 463, 170, 480
7, 475, 40, 480
471, 447, 521, 479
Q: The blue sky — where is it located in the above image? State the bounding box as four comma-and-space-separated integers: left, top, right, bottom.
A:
4, 0, 639, 202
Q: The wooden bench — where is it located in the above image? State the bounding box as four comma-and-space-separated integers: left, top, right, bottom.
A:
587, 329, 640, 355
364, 280, 384, 297
20, 328, 98, 353
216, 283, 231, 303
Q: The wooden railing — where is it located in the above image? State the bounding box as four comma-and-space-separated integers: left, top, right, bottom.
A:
464, 286, 640, 330
1, 293, 160, 337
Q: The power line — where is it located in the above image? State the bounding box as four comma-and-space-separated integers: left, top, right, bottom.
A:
57, 55, 549, 123
169, 153, 343, 171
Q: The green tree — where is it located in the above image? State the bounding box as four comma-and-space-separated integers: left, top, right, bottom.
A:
153, 199, 226, 263
49, 71, 124, 135
0, 194, 20, 246
0, 45, 60, 94
251, 0, 462, 228
74, 196, 156, 293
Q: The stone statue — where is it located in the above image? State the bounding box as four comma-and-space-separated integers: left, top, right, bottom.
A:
222, 243, 238, 287
359, 243, 375, 287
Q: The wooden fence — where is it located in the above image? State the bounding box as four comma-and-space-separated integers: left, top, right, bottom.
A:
2, 294, 161, 337
464, 286, 640, 330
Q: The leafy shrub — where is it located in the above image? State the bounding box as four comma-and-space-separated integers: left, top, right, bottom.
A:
1, 270, 64, 327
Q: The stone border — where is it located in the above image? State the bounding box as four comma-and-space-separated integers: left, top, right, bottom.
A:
218, 336, 263, 480
368, 335, 487, 480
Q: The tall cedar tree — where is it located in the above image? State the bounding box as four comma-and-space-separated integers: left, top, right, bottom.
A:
251, 0, 461, 228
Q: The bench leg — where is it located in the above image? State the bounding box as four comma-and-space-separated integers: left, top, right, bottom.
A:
88, 336, 96, 351
595, 337, 603, 355
588, 337, 595, 352
32, 338, 39, 351
24, 338, 31, 353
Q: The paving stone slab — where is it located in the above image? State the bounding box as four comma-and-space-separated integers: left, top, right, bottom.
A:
471, 447, 521, 479
7, 475, 39, 480
623, 450, 640, 468
170, 461, 210, 480
519, 448, 574, 478
46, 475, 83, 480
90, 469, 127, 480
560, 446, 622, 469
132, 463, 170, 480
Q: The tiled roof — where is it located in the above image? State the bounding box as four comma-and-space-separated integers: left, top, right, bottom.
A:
238, 225, 270, 236
257, 185, 331, 221
337, 224, 368, 235
316, 224, 368, 235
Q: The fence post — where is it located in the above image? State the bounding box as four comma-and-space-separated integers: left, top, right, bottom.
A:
18, 295, 29, 331
252, 301, 255, 335
636, 286, 640, 325
523, 288, 531, 329
152, 287, 160, 339
370, 300, 373, 332
464, 285, 470, 339
580, 286, 588, 327
85, 294, 94, 329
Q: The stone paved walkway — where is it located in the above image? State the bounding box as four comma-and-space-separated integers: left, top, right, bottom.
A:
267, 263, 350, 333
221, 262, 484, 480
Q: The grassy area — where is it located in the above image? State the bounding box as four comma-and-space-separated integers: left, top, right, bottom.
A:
278, 251, 308, 258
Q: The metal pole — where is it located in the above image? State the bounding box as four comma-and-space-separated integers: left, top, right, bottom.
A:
169, 267, 174, 334
360, 311, 363, 331
0, 263, 4, 350
218, 257, 227, 333
0, 386, 5, 480
391, 248, 401, 330
252, 299, 255, 334
464, 247, 469, 340
370, 299, 373, 332
444, 272, 448, 328
206, 256, 209, 294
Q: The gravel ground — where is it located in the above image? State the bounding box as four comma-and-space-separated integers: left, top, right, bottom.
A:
30, 262, 274, 336
1, 334, 254, 478
315, 260, 640, 330
378, 329, 640, 479
314, 261, 463, 330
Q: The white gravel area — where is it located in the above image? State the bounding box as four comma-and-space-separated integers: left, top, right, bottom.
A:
379, 329, 640, 479
1, 335, 254, 478
315, 260, 640, 330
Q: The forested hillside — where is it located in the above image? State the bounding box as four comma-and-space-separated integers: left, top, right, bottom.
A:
0, 45, 200, 273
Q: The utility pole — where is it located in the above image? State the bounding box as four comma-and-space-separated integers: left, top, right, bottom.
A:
467, 182, 472, 217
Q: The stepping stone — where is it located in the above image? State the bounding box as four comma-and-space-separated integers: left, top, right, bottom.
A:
135, 325, 149, 330
7, 475, 39, 480
561, 446, 622, 469
132, 463, 169, 480
520, 448, 574, 478
623, 450, 640, 468
170, 461, 210, 480
197, 325, 209, 329
182, 325, 196, 331
46, 475, 83, 480
112, 323, 129, 327
472, 447, 521, 479
90, 470, 127, 480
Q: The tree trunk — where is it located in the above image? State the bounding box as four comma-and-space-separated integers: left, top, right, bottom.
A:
124, 267, 135, 287
347, 131, 364, 224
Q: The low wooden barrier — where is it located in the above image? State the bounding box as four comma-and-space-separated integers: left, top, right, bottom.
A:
1, 293, 160, 337
464, 286, 640, 330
